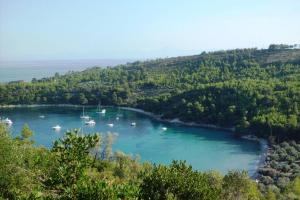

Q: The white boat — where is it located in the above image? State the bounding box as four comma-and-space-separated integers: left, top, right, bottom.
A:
3, 118, 13, 125
52, 125, 61, 130
116, 117, 120, 120
39, 115, 45, 118
107, 123, 114, 127
131, 122, 136, 126
96, 102, 106, 114
81, 115, 90, 119
162, 127, 167, 131
80, 106, 90, 119
85, 119, 96, 125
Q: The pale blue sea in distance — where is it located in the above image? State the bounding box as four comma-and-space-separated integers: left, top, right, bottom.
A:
0, 59, 133, 83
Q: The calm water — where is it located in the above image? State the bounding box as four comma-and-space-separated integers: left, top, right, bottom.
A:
0, 59, 132, 83
0, 106, 262, 175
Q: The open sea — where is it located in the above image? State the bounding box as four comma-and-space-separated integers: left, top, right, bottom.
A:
0, 59, 132, 83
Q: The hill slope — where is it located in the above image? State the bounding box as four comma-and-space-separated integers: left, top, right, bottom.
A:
1, 46, 300, 140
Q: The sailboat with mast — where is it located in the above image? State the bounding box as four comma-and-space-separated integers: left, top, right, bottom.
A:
80, 106, 90, 119
96, 101, 106, 114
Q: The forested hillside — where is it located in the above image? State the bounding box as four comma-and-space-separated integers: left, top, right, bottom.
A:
1, 45, 300, 140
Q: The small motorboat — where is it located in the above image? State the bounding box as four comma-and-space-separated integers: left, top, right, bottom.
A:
162, 127, 167, 131
3, 118, 13, 125
52, 125, 61, 130
131, 122, 136, 126
39, 115, 45, 118
116, 117, 119, 120
100, 109, 106, 114
80, 115, 90, 119
85, 120, 96, 125
107, 123, 114, 127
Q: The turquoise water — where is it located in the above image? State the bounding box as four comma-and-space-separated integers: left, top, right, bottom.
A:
0, 106, 262, 175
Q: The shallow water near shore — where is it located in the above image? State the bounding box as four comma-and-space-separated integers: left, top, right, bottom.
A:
0, 106, 263, 175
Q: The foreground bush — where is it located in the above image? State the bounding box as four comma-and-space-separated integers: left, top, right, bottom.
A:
1, 123, 299, 199
139, 161, 261, 200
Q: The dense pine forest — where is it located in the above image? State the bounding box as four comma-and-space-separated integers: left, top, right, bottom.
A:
1, 45, 300, 199
1, 45, 300, 140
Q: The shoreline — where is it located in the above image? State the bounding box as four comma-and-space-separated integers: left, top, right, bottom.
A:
1, 104, 269, 178
251, 138, 268, 179
120, 106, 269, 178
0, 104, 237, 131
120, 107, 235, 132
0, 104, 94, 108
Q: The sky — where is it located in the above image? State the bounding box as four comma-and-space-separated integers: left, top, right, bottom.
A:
0, 0, 299, 61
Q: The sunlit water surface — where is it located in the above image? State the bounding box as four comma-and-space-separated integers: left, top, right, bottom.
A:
0, 106, 262, 175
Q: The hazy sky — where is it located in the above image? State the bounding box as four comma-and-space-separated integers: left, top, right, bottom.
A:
0, 0, 299, 61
